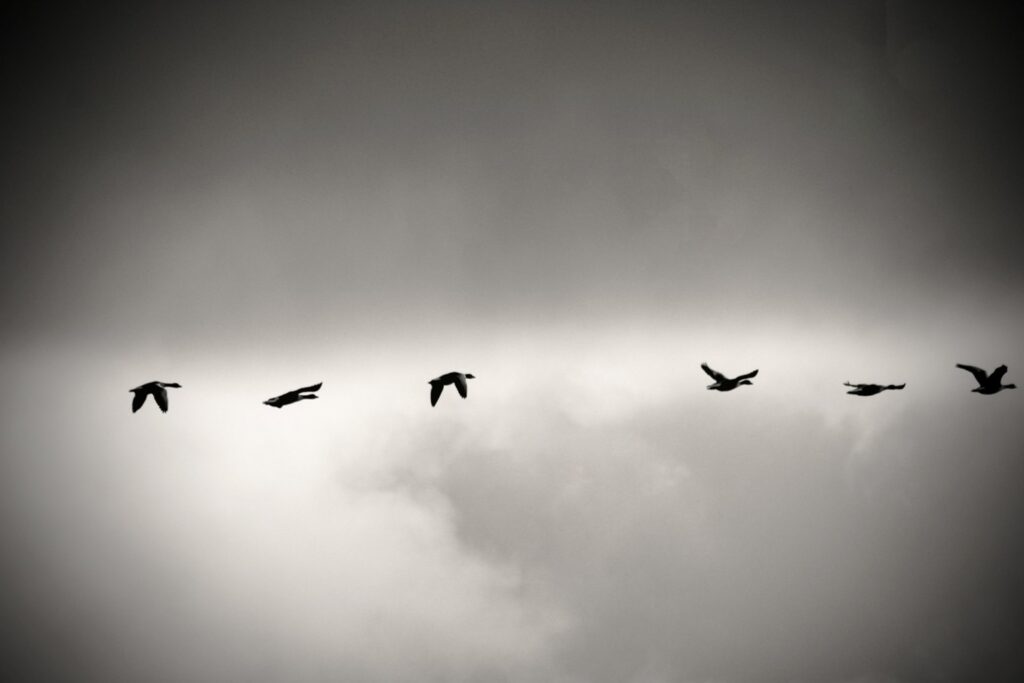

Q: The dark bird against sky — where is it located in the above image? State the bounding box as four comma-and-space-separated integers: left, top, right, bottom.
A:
129, 381, 181, 413
843, 382, 906, 396
956, 364, 1016, 395
429, 372, 475, 406
263, 382, 323, 408
701, 363, 758, 392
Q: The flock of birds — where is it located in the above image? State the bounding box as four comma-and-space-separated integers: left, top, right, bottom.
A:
128, 364, 1016, 413
699, 363, 1014, 396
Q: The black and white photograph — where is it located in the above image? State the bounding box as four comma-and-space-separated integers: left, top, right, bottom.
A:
2, 2, 1022, 681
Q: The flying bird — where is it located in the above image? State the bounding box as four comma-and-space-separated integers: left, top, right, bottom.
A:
844, 382, 906, 396
429, 372, 475, 406
130, 381, 182, 413
701, 363, 758, 391
263, 382, 323, 408
956, 364, 1016, 395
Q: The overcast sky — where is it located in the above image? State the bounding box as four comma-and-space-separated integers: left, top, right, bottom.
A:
2, 2, 1023, 682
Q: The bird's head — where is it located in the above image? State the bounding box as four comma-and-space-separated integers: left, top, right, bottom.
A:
465, 374, 475, 379
263, 397, 281, 407
1006, 384, 1017, 390
163, 382, 182, 388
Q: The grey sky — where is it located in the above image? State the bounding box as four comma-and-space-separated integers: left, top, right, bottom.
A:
3, 1, 1022, 345
2, 2, 1023, 682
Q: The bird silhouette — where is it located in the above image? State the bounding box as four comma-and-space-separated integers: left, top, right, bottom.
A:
263, 382, 322, 408
130, 381, 182, 413
844, 382, 906, 396
956, 364, 1016, 395
429, 372, 475, 406
701, 363, 758, 391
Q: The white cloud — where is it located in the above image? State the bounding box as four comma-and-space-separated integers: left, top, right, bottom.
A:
2, 333, 1022, 682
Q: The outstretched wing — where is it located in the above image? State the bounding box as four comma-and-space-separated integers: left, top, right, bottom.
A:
701, 363, 726, 382
154, 387, 169, 412
991, 365, 1008, 383
297, 382, 322, 394
131, 391, 147, 413
956, 364, 988, 384
430, 383, 443, 407
454, 374, 469, 398
735, 369, 759, 381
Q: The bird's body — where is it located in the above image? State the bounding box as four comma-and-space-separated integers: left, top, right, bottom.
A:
130, 381, 182, 413
956, 364, 1016, 395
263, 382, 322, 408
429, 372, 475, 406
844, 382, 906, 396
701, 363, 758, 391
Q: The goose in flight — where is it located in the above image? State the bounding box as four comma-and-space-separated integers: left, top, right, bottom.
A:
844, 382, 906, 396
263, 382, 322, 408
701, 363, 758, 391
956, 364, 1016, 395
429, 372, 475, 406
130, 381, 181, 413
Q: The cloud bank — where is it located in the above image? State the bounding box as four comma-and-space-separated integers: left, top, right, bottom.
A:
2, 343, 1022, 682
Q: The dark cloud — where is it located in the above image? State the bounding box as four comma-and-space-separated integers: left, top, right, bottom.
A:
411, 391, 1024, 682
2, 2, 1022, 347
